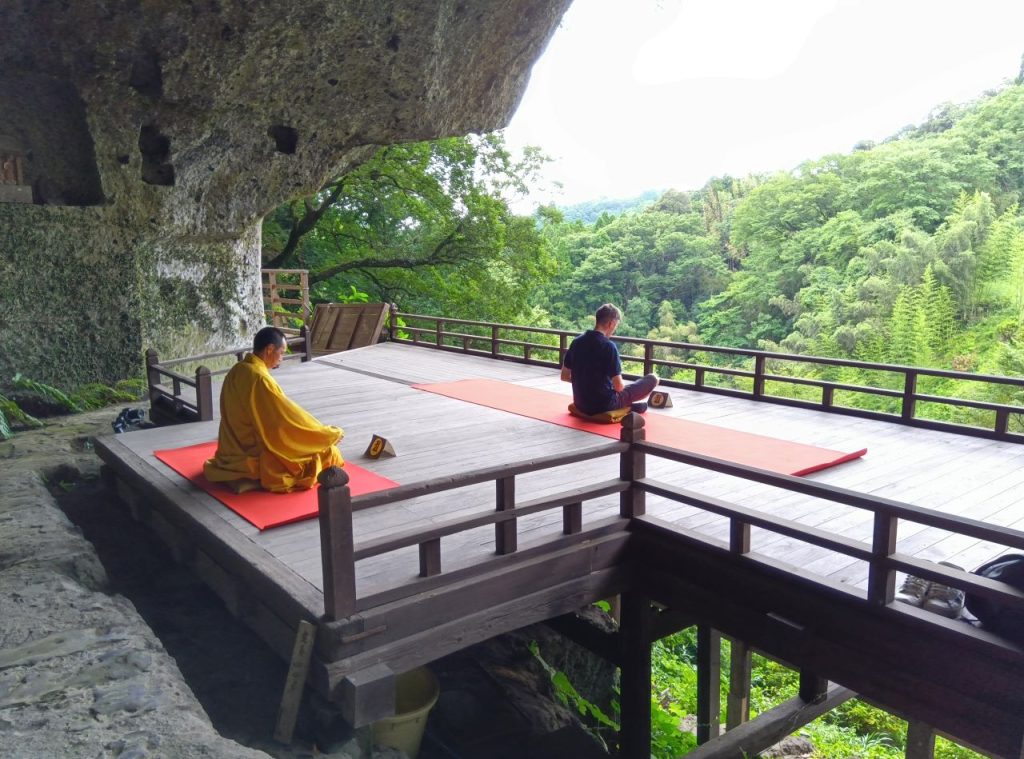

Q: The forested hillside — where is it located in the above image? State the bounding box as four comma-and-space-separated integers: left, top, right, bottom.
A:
531, 83, 1024, 391
263, 80, 1024, 401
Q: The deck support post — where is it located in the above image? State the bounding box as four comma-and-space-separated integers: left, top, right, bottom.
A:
697, 625, 722, 744
619, 592, 652, 758
726, 640, 752, 729
619, 414, 646, 518
905, 721, 936, 759
799, 670, 828, 704
318, 467, 356, 621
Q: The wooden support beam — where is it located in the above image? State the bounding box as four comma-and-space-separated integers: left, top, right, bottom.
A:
726, 640, 752, 729
650, 607, 695, 641
697, 625, 722, 744
684, 684, 855, 759
619, 593, 652, 759
339, 662, 396, 728
544, 613, 622, 666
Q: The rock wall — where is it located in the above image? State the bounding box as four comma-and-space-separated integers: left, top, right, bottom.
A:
0, 0, 571, 386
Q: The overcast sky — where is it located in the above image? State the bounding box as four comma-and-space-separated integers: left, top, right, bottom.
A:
502, 0, 1024, 210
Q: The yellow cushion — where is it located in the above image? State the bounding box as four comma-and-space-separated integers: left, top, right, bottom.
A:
567, 403, 630, 424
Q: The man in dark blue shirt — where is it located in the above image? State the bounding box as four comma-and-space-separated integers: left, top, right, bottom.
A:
561, 304, 659, 415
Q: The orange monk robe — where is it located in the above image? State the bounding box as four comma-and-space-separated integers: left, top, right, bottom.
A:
203, 354, 344, 492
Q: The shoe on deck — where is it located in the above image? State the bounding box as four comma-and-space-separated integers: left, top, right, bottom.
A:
895, 574, 930, 607
922, 562, 966, 619
630, 401, 648, 414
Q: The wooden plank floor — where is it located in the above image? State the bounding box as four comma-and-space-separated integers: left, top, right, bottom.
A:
109, 342, 1024, 612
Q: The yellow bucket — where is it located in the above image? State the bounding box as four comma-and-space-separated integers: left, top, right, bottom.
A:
371, 667, 440, 758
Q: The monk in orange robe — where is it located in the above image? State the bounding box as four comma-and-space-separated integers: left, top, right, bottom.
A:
204, 326, 344, 493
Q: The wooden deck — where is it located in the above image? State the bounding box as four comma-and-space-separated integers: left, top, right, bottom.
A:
96, 342, 1024, 756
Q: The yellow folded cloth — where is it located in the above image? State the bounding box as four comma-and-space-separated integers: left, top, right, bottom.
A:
567, 403, 630, 424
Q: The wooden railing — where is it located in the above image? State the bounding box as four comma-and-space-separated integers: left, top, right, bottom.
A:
145, 326, 311, 424
262, 268, 310, 330
316, 437, 634, 620
388, 308, 1024, 442
317, 415, 1024, 643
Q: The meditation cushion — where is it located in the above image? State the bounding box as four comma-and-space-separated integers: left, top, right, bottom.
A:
567, 403, 630, 424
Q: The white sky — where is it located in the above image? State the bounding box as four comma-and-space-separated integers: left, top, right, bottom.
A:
502, 0, 1024, 210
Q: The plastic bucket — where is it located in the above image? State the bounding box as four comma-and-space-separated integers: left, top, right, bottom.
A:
371, 667, 439, 758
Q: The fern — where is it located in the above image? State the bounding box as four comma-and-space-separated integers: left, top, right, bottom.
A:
0, 393, 43, 440
11, 373, 81, 412
71, 379, 145, 410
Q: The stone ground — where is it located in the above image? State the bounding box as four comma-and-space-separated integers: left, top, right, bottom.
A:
0, 407, 385, 759
0, 407, 609, 759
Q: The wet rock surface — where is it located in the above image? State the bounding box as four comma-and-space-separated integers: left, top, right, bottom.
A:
0, 410, 370, 758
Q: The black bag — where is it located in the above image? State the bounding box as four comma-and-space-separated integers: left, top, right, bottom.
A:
964, 553, 1024, 640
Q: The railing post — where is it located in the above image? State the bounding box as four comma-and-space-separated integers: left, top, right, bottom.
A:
145, 348, 162, 407
435, 319, 443, 349
195, 366, 213, 422
558, 333, 567, 366
495, 475, 516, 555
729, 518, 750, 555
643, 342, 654, 376
902, 370, 917, 422
753, 355, 766, 398
563, 502, 583, 534
300, 270, 310, 323
694, 366, 705, 389
419, 539, 441, 577
299, 324, 312, 362
995, 408, 1010, 437
822, 384, 834, 409
491, 325, 499, 358
318, 467, 356, 621
620, 414, 646, 518
868, 510, 898, 605
388, 303, 399, 341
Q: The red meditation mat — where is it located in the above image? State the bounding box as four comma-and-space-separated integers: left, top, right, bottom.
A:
413, 379, 866, 476
154, 441, 399, 530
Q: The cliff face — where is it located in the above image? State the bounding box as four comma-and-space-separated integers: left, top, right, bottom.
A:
0, 0, 570, 385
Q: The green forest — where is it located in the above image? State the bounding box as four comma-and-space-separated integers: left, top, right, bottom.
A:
263, 79, 1024, 427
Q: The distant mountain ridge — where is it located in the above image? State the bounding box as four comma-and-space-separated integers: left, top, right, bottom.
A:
557, 189, 662, 224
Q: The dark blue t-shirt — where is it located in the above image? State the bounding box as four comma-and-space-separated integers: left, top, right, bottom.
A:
563, 330, 622, 414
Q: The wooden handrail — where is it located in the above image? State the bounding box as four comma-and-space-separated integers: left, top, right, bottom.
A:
315, 413, 1024, 640
145, 326, 312, 424
389, 310, 1024, 442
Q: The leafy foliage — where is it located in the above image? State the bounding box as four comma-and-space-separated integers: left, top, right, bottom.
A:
262, 134, 557, 323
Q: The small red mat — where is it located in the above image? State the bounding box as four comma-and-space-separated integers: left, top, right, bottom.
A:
414, 379, 866, 476
154, 441, 399, 530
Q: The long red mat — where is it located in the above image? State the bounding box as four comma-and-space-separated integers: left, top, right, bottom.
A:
413, 379, 866, 476
154, 441, 399, 530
